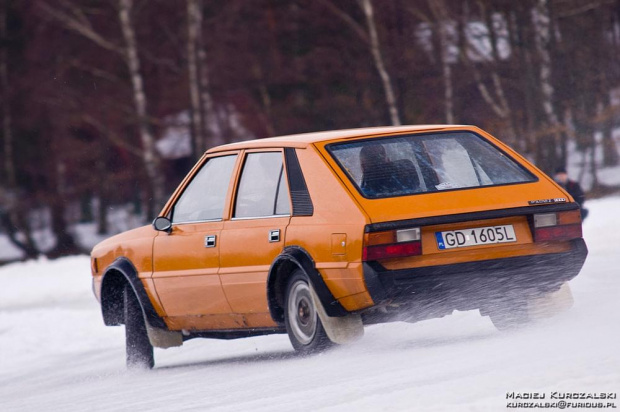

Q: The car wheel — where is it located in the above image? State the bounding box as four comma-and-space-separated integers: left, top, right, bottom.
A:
124, 283, 154, 369
488, 300, 530, 331
284, 270, 333, 354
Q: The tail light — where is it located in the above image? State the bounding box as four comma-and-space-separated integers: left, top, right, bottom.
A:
363, 227, 422, 261
533, 210, 582, 242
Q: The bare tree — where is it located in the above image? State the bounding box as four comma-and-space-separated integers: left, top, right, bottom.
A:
359, 0, 401, 125
317, 0, 401, 125
40, 1, 165, 218
118, 0, 165, 216
187, 0, 204, 159
188, 0, 222, 155
532, 0, 564, 165
0, 1, 39, 259
196, 18, 219, 147
0, 1, 14, 187
426, 0, 454, 124
457, 2, 520, 149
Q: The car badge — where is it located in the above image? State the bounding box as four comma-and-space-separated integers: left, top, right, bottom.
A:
528, 198, 568, 205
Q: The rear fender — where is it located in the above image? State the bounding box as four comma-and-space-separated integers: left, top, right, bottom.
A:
267, 246, 348, 323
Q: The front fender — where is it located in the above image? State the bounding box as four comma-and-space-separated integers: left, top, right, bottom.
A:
100, 258, 168, 330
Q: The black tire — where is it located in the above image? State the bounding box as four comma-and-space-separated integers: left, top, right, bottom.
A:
284, 270, 334, 354
488, 300, 530, 331
124, 283, 154, 369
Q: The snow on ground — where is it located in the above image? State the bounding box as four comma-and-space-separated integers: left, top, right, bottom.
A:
1, 198, 619, 411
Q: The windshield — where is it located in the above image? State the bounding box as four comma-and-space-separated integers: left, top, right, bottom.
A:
327, 132, 537, 199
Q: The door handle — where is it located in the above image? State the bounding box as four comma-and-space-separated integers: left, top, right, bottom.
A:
269, 229, 280, 243
205, 235, 216, 248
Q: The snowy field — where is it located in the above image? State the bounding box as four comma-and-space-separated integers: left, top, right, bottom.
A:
1, 198, 619, 412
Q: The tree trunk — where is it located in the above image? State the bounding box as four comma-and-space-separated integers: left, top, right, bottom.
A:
359, 0, 401, 126
0, 3, 38, 259
197, 21, 219, 148
186, 0, 219, 149
533, 0, 562, 168
118, 0, 164, 218
252, 61, 276, 136
1, 2, 15, 187
47, 156, 83, 258
97, 194, 108, 235
428, 0, 454, 124
513, 3, 539, 157
187, 0, 204, 160
599, 94, 619, 167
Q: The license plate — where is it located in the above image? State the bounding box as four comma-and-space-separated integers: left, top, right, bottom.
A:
435, 225, 517, 250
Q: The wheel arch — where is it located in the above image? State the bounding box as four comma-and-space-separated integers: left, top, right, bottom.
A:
267, 246, 348, 324
100, 258, 167, 330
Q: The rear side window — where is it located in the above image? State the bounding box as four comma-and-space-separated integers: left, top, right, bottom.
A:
327, 132, 536, 199
234, 152, 290, 218
172, 155, 237, 223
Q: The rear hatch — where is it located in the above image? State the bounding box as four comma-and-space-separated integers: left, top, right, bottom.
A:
316, 127, 582, 269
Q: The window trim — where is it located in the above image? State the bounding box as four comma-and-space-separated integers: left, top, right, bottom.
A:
325, 130, 539, 200
231, 149, 292, 220
231, 214, 290, 221
168, 153, 240, 224
172, 218, 223, 226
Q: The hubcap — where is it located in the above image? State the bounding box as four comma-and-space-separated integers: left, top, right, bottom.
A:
287, 281, 317, 345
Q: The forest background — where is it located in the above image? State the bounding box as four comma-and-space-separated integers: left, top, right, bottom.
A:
1, 0, 619, 260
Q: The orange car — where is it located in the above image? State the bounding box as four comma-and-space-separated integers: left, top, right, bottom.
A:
90, 125, 587, 368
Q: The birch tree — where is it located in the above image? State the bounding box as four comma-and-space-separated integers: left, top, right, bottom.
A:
317, 0, 401, 125
187, 0, 220, 155
40, 1, 165, 217
187, 0, 205, 158
458, 2, 519, 148
118, 0, 164, 216
359, 0, 401, 125
532, 0, 564, 166
426, 0, 454, 124
196, 16, 219, 147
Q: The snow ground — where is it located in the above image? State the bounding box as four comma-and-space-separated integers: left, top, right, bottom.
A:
1, 198, 619, 412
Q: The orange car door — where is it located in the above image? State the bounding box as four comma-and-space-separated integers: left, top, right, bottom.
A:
219, 150, 291, 328
152, 154, 243, 330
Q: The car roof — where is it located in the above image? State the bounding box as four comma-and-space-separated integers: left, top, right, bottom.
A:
206, 125, 473, 153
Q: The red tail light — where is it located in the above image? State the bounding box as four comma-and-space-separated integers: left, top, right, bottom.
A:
363, 241, 421, 260
363, 227, 422, 261
533, 210, 582, 242
535, 224, 582, 242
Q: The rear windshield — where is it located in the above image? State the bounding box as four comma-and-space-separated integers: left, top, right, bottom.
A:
327, 132, 537, 199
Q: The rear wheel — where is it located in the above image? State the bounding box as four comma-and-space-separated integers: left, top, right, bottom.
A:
284, 270, 333, 354
488, 300, 530, 331
124, 283, 154, 369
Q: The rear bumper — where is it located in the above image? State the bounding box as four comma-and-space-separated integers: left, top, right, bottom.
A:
363, 238, 588, 311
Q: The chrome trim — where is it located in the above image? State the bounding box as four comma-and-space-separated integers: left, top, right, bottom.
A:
231, 214, 290, 221
172, 218, 223, 225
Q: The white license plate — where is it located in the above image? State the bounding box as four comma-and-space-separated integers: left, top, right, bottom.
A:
435, 225, 517, 250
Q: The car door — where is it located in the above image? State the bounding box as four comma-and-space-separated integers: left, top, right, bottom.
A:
219, 150, 291, 328
151, 153, 244, 330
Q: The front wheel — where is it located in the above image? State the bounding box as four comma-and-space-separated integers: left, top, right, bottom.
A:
284, 270, 333, 354
124, 283, 154, 369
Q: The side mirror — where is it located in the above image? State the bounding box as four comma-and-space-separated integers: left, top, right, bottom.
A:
152, 216, 172, 233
